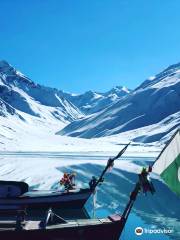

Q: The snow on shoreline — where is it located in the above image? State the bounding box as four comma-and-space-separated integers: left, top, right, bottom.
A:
0, 113, 161, 157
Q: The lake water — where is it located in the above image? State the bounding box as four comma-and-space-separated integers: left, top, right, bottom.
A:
0, 152, 179, 240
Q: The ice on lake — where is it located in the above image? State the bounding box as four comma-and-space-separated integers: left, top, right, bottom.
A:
0, 152, 179, 240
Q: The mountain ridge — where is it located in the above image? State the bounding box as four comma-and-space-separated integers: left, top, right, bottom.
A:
61, 86, 131, 115
58, 62, 180, 142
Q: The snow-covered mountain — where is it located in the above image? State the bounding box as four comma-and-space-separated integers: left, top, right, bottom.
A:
0, 59, 179, 149
0, 60, 132, 151
0, 60, 83, 122
60, 86, 131, 115
58, 63, 180, 142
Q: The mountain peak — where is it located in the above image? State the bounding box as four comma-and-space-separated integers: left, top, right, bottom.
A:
83, 90, 102, 99
0, 60, 15, 75
136, 61, 180, 91
0, 60, 11, 67
0, 60, 34, 86
104, 85, 131, 97
155, 62, 180, 80
163, 62, 180, 72
85, 90, 95, 95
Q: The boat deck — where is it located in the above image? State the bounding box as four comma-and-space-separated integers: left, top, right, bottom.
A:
0, 217, 113, 231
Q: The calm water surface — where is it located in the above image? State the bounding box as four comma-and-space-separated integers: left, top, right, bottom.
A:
0, 152, 179, 240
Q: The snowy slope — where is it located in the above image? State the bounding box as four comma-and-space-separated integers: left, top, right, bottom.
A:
58, 63, 180, 142
104, 111, 180, 144
0, 60, 87, 150
61, 86, 131, 114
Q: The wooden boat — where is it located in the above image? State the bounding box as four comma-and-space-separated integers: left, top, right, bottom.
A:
0, 212, 124, 240
0, 144, 130, 210
0, 181, 92, 209
0, 165, 155, 240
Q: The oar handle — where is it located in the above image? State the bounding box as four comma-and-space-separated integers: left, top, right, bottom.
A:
91, 142, 130, 191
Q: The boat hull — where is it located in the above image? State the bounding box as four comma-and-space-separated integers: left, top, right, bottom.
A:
0, 189, 92, 210
0, 219, 123, 240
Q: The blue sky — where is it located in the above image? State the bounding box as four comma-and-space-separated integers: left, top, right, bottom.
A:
0, 0, 180, 93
